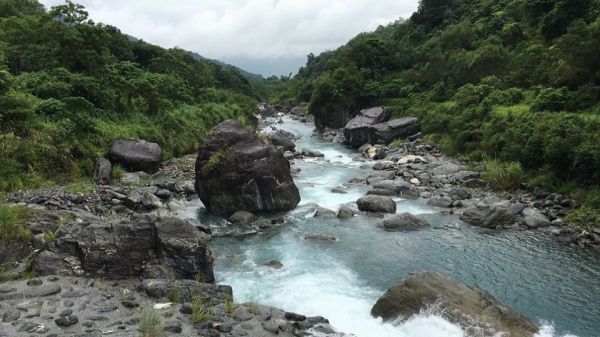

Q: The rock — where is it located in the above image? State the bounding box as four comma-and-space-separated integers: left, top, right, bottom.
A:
380, 213, 430, 230
233, 306, 253, 321
397, 155, 426, 164
313, 207, 336, 218
304, 234, 337, 242
163, 321, 182, 333
143, 279, 232, 303
285, 312, 307, 321
337, 205, 356, 219
368, 117, 421, 144
263, 260, 283, 269
268, 131, 296, 152
2, 309, 20, 322
33, 217, 214, 281
373, 161, 394, 170
357, 195, 396, 213
523, 208, 551, 229
55, 314, 79, 327
27, 284, 61, 297
343, 107, 391, 147
301, 148, 325, 158
314, 105, 359, 130
108, 139, 162, 173
124, 189, 161, 210
371, 180, 419, 199
194, 120, 300, 215
371, 272, 538, 337
120, 172, 141, 185
448, 189, 471, 201
92, 157, 111, 185
229, 211, 257, 226
427, 197, 453, 208
460, 205, 517, 229
262, 321, 280, 334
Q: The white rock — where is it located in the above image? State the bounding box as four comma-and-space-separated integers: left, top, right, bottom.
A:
410, 178, 421, 185
153, 303, 173, 310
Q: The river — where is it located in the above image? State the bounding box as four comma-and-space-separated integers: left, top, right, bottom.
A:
178, 116, 600, 337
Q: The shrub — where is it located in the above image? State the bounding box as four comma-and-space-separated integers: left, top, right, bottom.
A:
111, 165, 125, 181
531, 87, 570, 112
138, 306, 163, 337
0, 204, 31, 242
191, 298, 212, 324
481, 158, 524, 191
565, 208, 600, 230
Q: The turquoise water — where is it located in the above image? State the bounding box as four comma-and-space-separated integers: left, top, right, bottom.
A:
199, 117, 600, 337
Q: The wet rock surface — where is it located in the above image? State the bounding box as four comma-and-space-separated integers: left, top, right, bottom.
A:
371, 272, 539, 337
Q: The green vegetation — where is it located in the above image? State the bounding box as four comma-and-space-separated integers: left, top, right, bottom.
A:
201, 148, 228, 177
65, 180, 94, 194
191, 297, 212, 324
278, 0, 600, 223
167, 287, 180, 303
481, 158, 525, 191
0, 204, 31, 242
138, 306, 163, 337
111, 164, 125, 181
224, 294, 236, 314
0, 0, 263, 193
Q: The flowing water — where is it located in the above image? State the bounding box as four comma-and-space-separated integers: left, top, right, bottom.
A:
178, 117, 600, 337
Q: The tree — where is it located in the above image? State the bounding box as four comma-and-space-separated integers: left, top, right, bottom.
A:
50, 0, 88, 24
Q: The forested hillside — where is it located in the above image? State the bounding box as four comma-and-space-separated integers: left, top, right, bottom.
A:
275, 0, 600, 215
0, 0, 262, 192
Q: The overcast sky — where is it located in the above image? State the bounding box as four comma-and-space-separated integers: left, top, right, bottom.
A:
40, 0, 419, 76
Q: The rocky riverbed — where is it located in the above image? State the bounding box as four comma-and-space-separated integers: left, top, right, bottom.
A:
1, 104, 599, 337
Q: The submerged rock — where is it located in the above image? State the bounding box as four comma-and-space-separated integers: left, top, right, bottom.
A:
194, 120, 300, 215
108, 139, 162, 173
229, 211, 257, 226
371, 272, 538, 337
380, 213, 430, 230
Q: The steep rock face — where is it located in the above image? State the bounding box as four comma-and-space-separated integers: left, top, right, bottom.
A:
195, 120, 300, 215
32, 216, 214, 282
343, 107, 391, 147
108, 139, 163, 173
314, 106, 359, 130
371, 272, 538, 337
369, 117, 421, 144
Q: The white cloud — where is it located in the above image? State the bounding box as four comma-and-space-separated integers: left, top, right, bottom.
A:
40, 0, 419, 75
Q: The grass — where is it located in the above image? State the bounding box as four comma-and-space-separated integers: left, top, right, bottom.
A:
0, 204, 31, 242
65, 180, 95, 194
138, 306, 163, 337
111, 164, 125, 181
481, 158, 525, 191
247, 298, 260, 315
43, 231, 56, 243
565, 207, 600, 230
224, 294, 236, 314
167, 287, 180, 303
191, 298, 212, 324
491, 104, 530, 117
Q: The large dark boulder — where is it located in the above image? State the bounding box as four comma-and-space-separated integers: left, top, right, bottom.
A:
372, 272, 538, 337
368, 117, 421, 144
343, 107, 391, 147
108, 139, 162, 173
32, 216, 214, 282
195, 120, 300, 215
